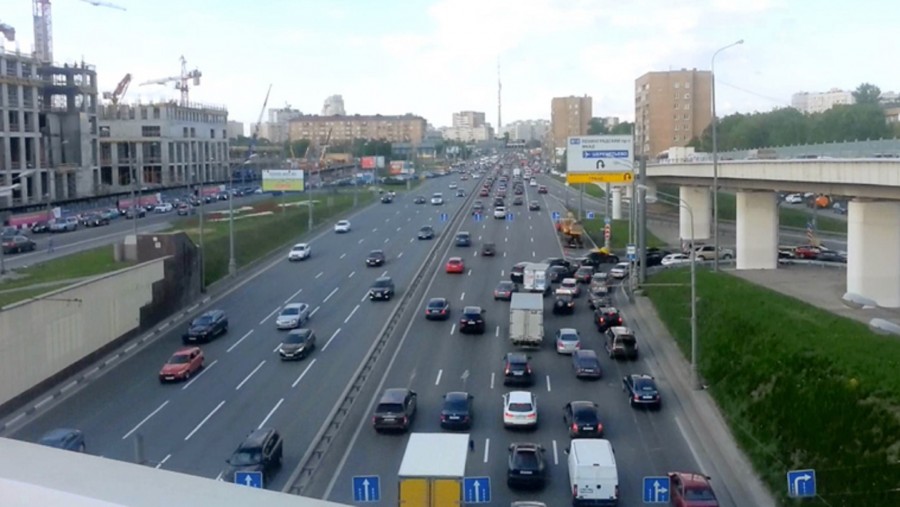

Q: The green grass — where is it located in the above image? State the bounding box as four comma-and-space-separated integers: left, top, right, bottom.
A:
646, 269, 900, 506
0, 246, 132, 292
580, 216, 666, 250
0, 285, 72, 307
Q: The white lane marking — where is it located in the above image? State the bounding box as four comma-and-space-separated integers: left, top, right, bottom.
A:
483, 223, 486, 229
450, 324, 456, 335
6, 413, 25, 427
531, 237, 534, 242
344, 304, 360, 323
124, 343, 137, 354
260, 306, 280, 325
215, 471, 224, 481
184, 400, 226, 441
546, 375, 552, 392
501, 270, 504, 277
35, 396, 54, 410
373, 228, 378, 232
123, 401, 169, 439
483, 438, 490, 463
315, 271, 324, 279
292, 359, 318, 388
409, 238, 414, 243
396, 226, 402, 232
358, 238, 364, 244
460, 292, 465, 301
236, 361, 266, 390
505, 237, 508, 242
322, 328, 342, 351
381, 270, 388, 277
675, 415, 708, 471
322, 287, 339, 303
503, 251, 507, 257
467, 269, 472, 276
532, 251, 536, 257
284, 287, 303, 304
348, 271, 355, 279
227, 330, 254, 353
506, 225, 509, 231
360, 293, 368, 303
490, 372, 495, 389
155, 453, 172, 469
552, 440, 559, 465
273, 343, 281, 353
435, 369, 443, 386
61, 380, 78, 393
310, 305, 322, 318
530, 225, 533, 230
384, 238, 389, 244
478, 235, 482, 241
258, 398, 285, 430
182, 360, 218, 390
495, 326, 500, 337
398, 251, 404, 258
340, 253, 346, 259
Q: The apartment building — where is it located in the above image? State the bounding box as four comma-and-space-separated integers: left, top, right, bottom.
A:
97, 102, 229, 192
501, 119, 549, 142
791, 89, 855, 114
226, 120, 244, 139
634, 69, 712, 157
288, 114, 427, 145
452, 111, 486, 129
322, 95, 346, 116
550, 95, 592, 150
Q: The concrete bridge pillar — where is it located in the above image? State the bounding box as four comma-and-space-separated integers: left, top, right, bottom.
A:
847, 200, 900, 308
611, 187, 623, 219
735, 191, 778, 270
679, 186, 711, 242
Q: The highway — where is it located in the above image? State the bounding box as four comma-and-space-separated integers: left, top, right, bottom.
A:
4, 175, 476, 491
310, 173, 743, 506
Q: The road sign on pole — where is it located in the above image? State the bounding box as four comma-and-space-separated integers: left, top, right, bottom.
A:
234, 471, 263, 489
566, 135, 634, 184
352, 475, 381, 502
474, 212, 483, 222
440, 212, 448, 222
642, 476, 671, 503
586, 211, 595, 219
787, 469, 816, 498
551, 211, 561, 221
463, 477, 491, 503
506, 212, 514, 221
627, 244, 637, 261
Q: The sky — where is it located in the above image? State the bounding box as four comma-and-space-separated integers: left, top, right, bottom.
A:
3, 0, 898, 132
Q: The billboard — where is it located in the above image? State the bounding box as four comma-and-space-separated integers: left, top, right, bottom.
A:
566, 135, 634, 184
7, 210, 53, 227
361, 156, 377, 170
118, 193, 161, 210
262, 169, 305, 192
389, 161, 405, 175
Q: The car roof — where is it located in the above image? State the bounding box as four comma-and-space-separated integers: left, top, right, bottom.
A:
381, 388, 410, 402
670, 472, 713, 488
40, 428, 80, 441
173, 347, 199, 356
507, 391, 534, 403
201, 309, 223, 318
608, 326, 631, 334
561, 278, 577, 283
428, 297, 447, 304
506, 352, 528, 362
630, 373, 654, 381
558, 327, 578, 335
510, 442, 541, 452
575, 349, 598, 359
448, 257, 462, 262
374, 276, 392, 283
292, 243, 308, 248
457, 231, 470, 235
283, 302, 306, 310
369, 249, 384, 254
239, 428, 276, 449
570, 400, 597, 411
337, 220, 349, 223
444, 391, 469, 402
463, 306, 482, 313
288, 328, 312, 338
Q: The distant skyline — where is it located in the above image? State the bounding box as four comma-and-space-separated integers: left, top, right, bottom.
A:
3, 0, 898, 128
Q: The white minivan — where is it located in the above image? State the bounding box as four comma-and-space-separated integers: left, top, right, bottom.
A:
567, 439, 619, 506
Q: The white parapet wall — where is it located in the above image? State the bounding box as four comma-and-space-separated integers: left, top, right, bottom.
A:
0, 258, 166, 408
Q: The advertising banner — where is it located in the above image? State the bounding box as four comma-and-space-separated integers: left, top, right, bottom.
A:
389, 161, 405, 176
376, 156, 386, 169
118, 194, 161, 210
7, 210, 53, 227
262, 169, 305, 192
361, 156, 377, 170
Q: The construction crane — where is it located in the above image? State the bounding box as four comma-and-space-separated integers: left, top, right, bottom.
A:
0, 22, 15, 41
102, 73, 131, 105
138, 56, 201, 106
32, 0, 126, 63
246, 84, 273, 162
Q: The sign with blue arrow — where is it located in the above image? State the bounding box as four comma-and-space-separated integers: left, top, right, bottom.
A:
352, 475, 380, 502
586, 211, 595, 219
506, 212, 514, 221
474, 213, 483, 222
463, 476, 491, 503
234, 471, 263, 489
439, 212, 448, 222
642, 476, 670, 503
787, 469, 816, 498
551, 211, 561, 221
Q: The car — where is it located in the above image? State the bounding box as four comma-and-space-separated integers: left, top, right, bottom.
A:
494, 280, 518, 301
455, 189, 466, 197
413, 195, 427, 204
479, 188, 490, 197
455, 231, 471, 247
574, 265, 594, 284
459, 306, 486, 334
431, 193, 444, 205
183, 309, 228, 344
503, 391, 538, 429
369, 276, 395, 300
528, 201, 541, 211
547, 265, 569, 284
159, 346, 204, 382
1, 235, 36, 254
507, 442, 547, 489
288, 243, 311, 261
529, 179, 538, 187
668, 472, 719, 506
275, 302, 311, 330
334, 220, 351, 233
366, 249, 386, 267
543, 257, 578, 277
510, 262, 528, 284
817, 250, 847, 263
555, 328, 581, 354
124, 207, 145, 220
623, 374, 661, 409
694, 245, 734, 261
552, 294, 576, 315
642, 247, 671, 267
278, 328, 317, 360
417, 225, 435, 240
381, 194, 393, 203
577, 250, 620, 267
449, 182, 458, 189
493, 206, 507, 219
564, 401, 604, 438
372, 388, 417, 432
176, 203, 193, 215
481, 242, 496, 256
537, 185, 547, 193
81, 212, 110, 227
784, 193, 804, 204
512, 196, 524, 206
472, 201, 485, 214
224, 428, 283, 484
661, 253, 691, 267
30, 221, 51, 233
556, 278, 581, 298
588, 285, 611, 310
572, 349, 602, 379
594, 307, 623, 333
38, 428, 85, 452
440, 391, 474, 430
425, 297, 451, 320
605, 326, 639, 360
154, 202, 174, 213
609, 262, 630, 279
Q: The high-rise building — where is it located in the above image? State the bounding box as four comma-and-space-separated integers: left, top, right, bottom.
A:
289, 114, 427, 145
441, 124, 494, 143
550, 96, 592, 150
634, 69, 712, 157
322, 95, 346, 116
501, 120, 550, 142
791, 89, 855, 114
226, 121, 245, 139
452, 111, 486, 129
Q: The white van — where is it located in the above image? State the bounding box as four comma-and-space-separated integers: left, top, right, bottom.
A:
567, 439, 619, 506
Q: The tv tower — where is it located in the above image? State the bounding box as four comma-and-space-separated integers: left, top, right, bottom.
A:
497, 59, 503, 132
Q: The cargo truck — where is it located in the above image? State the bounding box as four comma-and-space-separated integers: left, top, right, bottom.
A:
398, 433, 469, 507
522, 262, 551, 296
509, 293, 544, 347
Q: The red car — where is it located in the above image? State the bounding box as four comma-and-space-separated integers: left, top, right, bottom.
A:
793, 245, 820, 259
479, 188, 490, 197
538, 185, 548, 194
668, 472, 719, 507
446, 257, 465, 274
159, 347, 204, 383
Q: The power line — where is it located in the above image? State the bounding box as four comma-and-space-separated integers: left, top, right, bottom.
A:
717, 79, 791, 107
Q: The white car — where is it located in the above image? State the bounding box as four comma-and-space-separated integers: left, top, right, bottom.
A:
503, 391, 538, 428
609, 262, 630, 279
661, 253, 690, 267
154, 202, 174, 213
431, 193, 444, 205
449, 182, 458, 189
493, 206, 507, 219
334, 220, 351, 233
556, 278, 580, 298
784, 193, 803, 204
288, 243, 311, 261
529, 178, 537, 187
275, 302, 311, 330
555, 328, 581, 354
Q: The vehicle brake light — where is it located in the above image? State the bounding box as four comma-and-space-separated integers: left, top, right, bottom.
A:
441, 415, 447, 421
634, 394, 640, 401
526, 413, 536, 419
504, 412, 513, 418
504, 366, 511, 375
573, 485, 578, 497
618, 317, 623, 324
571, 423, 578, 432
526, 366, 532, 374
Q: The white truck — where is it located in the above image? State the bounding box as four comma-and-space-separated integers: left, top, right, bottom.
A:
513, 167, 522, 179
522, 262, 551, 296
567, 439, 620, 506
398, 433, 469, 507
509, 293, 544, 347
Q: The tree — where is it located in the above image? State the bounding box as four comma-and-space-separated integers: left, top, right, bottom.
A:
588, 118, 608, 135
852, 83, 881, 104
609, 122, 634, 135
284, 139, 311, 158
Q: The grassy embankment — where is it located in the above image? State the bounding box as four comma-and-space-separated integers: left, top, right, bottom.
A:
646, 268, 900, 507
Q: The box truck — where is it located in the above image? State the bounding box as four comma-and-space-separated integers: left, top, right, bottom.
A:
398, 433, 468, 506
522, 262, 551, 296
566, 439, 619, 506
509, 293, 544, 347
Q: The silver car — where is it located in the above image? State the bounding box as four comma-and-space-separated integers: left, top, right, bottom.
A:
275, 303, 310, 330
555, 328, 581, 354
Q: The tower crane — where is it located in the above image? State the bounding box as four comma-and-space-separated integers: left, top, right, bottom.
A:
246, 84, 273, 162
32, 0, 126, 63
0, 22, 15, 41
138, 56, 201, 106
102, 73, 131, 105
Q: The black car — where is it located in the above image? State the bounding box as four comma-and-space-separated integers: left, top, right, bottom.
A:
366, 249, 386, 267
547, 265, 568, 284
594, 307, 623, 333
552, 294, 576, 315
381, 194, 393, 203
459, 306, 486, 334
503, 352, 534, 386
623, 374, 661, 409
30, 221, 51, 233
183, 309, 228, 344
564, 401, 604, 438
512, 196, 524, 206
2, 235, 36, 254
440, 391, 473, 430
817, 250, 846, 263
510, 262, 529, 284
372, 388, 417, 432
369, 277, 395, 300
456, 189, 466, 197
574, 265, 594, 284
455, 232, 471, 247
493, 280, 518, 301
38, 428, 85, 452
425, 297, 451, 320
481, 242, 496, 256
542, 257, 578, 277
413, 195, 426, 204
642, 247, 671, 267
417, 226, 435, 240
277, 328, 316, 360
81, 213, 110, 227
528, 201, 541, 211
572, 349, 602, 379
577, 250, 620, 267
125, 207, 146, 219
225, 428, 283, 484
507, 442, 547, 489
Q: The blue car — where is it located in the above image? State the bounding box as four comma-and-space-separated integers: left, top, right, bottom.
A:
38, 428, 86, 452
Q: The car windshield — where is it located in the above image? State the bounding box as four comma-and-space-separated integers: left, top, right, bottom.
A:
635, 379, 656, 391
281, 307, 299, 316
373, 280, 391, 288
285, 332, 308, 344
193, 316, 213, 325
463, 308, 481, 317
229, 450, 261, 466
577, 356, 597, 366
684, 487, 716, 501
559, 332, 578, 342
428, 300, 445, 308
443, 398, 468, 411
508, 402, 533, 412
376, 403, 404, 413
573, 407, 598, 422
617, 335, 636, 346
167, 355, 191, 365
292, 245, 306, 251
497, 282, 513, 290
512, 451, 540, 468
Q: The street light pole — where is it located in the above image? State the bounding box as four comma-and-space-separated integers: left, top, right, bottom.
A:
197, 165, 206, 291
227, 161, 236, 276
711, 39, 744, 272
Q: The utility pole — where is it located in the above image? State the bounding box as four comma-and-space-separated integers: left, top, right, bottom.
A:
197, 163, 206, 292
638, 147, 648, 283
227, 162, 236, 277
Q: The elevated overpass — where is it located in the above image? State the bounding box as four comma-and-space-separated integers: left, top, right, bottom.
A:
646, 158, 900, 307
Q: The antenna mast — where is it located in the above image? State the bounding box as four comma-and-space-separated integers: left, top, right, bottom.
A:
497, 59, 502, 135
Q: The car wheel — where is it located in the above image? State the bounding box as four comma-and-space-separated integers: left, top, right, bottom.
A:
724, 254, 733, 259
78, 442, 86, 453
184, 370, 191, 380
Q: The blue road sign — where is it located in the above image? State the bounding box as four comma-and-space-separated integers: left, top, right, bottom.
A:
787, 469, 816, 498
474, 213, 483, 222
642, 476, 670, 503
551, 211, 561, 221
234, 471, 263, 489
586, 211, 595, 219
352, 475, 381, 502
582, 150, 630, 158
440, 212, 449, 222
506, 212, 514, 221
463, 476, 491, 504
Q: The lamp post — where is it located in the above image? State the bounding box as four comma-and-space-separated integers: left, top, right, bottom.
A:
711, 39, 744, 272
196, 164, 206, 292
227, 157, 237, 276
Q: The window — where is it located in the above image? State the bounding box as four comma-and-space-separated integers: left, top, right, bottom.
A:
210, 129, 215, 139
190, 127, 196, 138
183, 127, 189, 138
685, 82, 691, 89
684, 103, 691, 110
140, 108, 148, 120
141, 126, 161, 137
99, 126, 111, 138
683, 113, 690, 120
684, 93, 691, 100
674, 82, 680, 88
128, 108, 135, 120
674, 102, 680, 109
153, 107, 160, 119
674, 124, 680, 131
